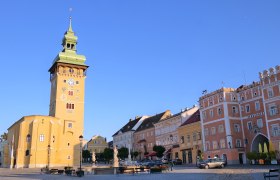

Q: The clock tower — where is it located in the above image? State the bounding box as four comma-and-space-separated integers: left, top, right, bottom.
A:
49, 17, 88, 136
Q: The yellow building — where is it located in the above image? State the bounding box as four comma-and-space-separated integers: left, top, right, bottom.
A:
4, 18, 89, 168
86, 135, 108, 154
178, 110, 203, 165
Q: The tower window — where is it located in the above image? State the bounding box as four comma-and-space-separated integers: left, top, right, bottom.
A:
25, 150, 30, 156
71, 44, 75, 49
68, 91, 73, 96
66, 103, 75, 109
76, 81, 79, 84
67, 43, 70, 49
69, 68, 74, 74
68, 123, 72, 128
26, 134, 31, 142
39, 134, 44, 142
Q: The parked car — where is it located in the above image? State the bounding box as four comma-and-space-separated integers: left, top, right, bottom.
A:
154, 160, 163, 166
140, 159, 155, 167
198, 158, 225, 169
172, 159, 183, 165
162, 158, 169, 164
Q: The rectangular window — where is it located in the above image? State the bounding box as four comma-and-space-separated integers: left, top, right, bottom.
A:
234, 124, 240, 132
269, 104, 278, 116
180, 136, 184, 144
68, 123, 72, 128
203, 111, 207, 120
272, 124, 279, 137
232, 106, 238, 114
210, 109, 214, 118
211, 127, 216, 135
217, 107, 222, 115
205, 141, 210, 151
212, 141, 218, 149
245, 104, 250, 113
257, 119, 263, 128
193, 133, 197, 141
218, 125, 224, 133
220, 139, 226, 149
255, 101, 260, 111
39, 134, 44, 142
197, 132, 201, 140
204, 128, 209, 136
66, 103, 75, 109
236, 139, 242, 148
187, 135, 190, 142
247, 121, 253, 130
268, 88, 274, 98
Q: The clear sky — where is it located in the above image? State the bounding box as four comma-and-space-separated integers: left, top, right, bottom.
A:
1, 1, 280, 142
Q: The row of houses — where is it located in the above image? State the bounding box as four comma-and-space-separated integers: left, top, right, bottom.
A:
113, 65, 280, 165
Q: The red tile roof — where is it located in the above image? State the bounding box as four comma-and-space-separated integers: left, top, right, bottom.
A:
180, 110, 200, 127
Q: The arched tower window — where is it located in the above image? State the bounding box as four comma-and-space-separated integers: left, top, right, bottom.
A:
26, 134, 31, 142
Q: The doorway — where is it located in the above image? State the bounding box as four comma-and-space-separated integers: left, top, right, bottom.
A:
188, 150, 192, 164
239, 153, 243, 164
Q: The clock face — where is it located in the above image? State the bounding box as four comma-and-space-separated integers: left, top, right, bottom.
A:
67, 79, 75, 86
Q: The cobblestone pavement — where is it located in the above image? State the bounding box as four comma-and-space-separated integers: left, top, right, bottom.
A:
0, 165, 279, 180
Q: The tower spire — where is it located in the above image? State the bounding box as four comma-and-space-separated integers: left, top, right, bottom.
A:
68, 16, 73, 32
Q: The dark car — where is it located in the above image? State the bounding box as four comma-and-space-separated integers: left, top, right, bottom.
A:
140, 159, 155, 167
154, 160, 163, 166
172, 159, 183, 165
198, 158, 225, 169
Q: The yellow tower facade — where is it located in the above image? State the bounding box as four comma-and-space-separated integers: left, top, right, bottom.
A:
4, 18, 88, 168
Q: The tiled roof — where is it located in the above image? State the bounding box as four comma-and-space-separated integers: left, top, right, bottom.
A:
112, 117, 142, 136
135, 111, 167, 132
180, 110, 200, 127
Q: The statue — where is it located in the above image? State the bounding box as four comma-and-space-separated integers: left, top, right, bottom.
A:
113, 145, 119, 167
92, 151, 96, 167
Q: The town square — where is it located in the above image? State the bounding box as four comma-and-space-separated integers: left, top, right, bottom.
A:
0, 1, 280, 179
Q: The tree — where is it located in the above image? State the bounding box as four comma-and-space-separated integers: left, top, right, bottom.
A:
103, 148, 113, 163
133, 151, 139, 160
153, 145, 165, 158
118, 147, 128, 160
0, 132, 7, 141
82, 150, 91, 162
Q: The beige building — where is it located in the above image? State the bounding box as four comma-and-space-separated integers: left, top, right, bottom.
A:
154, 106, 198, 160
178, 110, 202, 164
87, 135, 108, 154
4, 18, 89, 168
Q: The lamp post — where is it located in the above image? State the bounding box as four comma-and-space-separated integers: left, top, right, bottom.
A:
47, 145, 50, 169
78, 135, 83, 177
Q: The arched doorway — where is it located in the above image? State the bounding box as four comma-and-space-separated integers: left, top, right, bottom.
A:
251, 134, 269, 152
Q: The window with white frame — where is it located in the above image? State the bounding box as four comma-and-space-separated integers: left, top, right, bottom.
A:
204, 128, 209, 136
220, 139, 226, 149
218, 107, 222, 115
236, 139, 242, 148
193, 132, 197, 141
234, 124, 240, 132
68, 122, 72, 128
269, 104, 278, 116
210, 109, 214, 118
203, 111, 207, 120
197, 132, 201, 140
245, 104, 250, 113
257, 119, 263, 128
212, 141, 218, 149
39, 134, 44, 142
255, 101, 260, 111
247, 121, 253, 130
232, 106, 238, 114
187, 135, 190, 142
268, 88, 274, 98
271, 124, 279, 137
205, 141, 210, 151
211, 127, 216, 135
218, 125, 224, 133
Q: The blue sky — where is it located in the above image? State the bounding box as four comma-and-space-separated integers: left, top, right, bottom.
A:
1, 1, 280, 141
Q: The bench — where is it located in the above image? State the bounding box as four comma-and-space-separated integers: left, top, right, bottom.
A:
263, 169, 279, 180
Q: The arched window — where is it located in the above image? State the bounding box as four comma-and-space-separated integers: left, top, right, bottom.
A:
26, 134, 31, 142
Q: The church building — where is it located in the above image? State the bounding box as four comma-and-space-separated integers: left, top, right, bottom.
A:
4, 18, 88, 168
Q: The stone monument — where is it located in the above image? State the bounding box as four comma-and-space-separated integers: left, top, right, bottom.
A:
92, 151, 96, 167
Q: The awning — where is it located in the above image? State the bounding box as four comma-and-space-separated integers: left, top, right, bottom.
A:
144, 151, 157, 157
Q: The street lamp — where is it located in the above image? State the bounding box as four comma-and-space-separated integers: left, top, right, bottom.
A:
47, 145, 50, 169
78, 135, 83, 176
